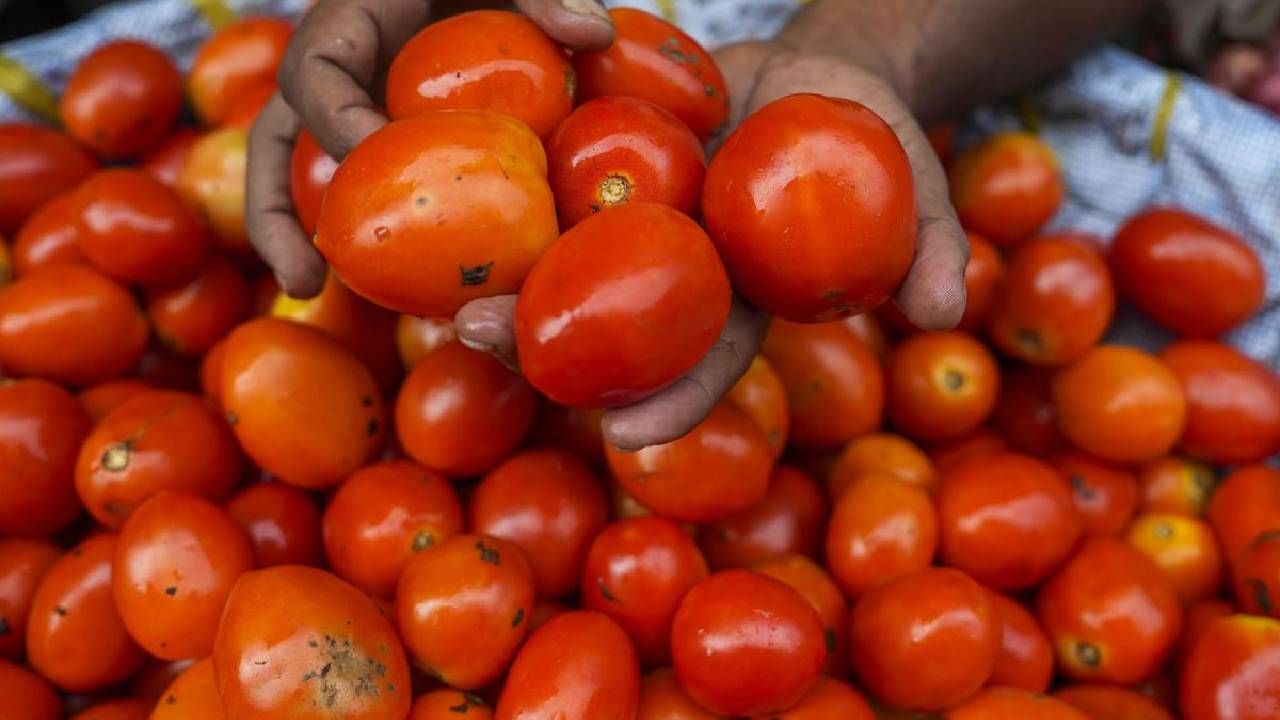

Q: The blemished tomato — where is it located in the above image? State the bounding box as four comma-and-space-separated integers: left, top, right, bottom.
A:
27, 535, 146, 692
1207, 465, 1280, 563
1140, 456, 1217, 516
289, 129, 338, 236
0, 539, 60, 659
826, 471, 938, 598
323, 459, 463, 598
78, 379, 155, 422
0, 379, 90, 537
987, 234, 1115, 365
396, 340, 534, 476
316, 111, 557, 317
472, 448, 608, 598
930, 428, 1009, 473
1054, 685, 1173, 720
1052, 451, 1140, 537
176, 128, 249, 253
1126, 512, 1223, 602
12, 191, 85, 275
149, 657, 223, 720
887, 331, 1000, 441
220, 317, 384, 488
672, 570, 825, 716
1233, 531, 1280, 617
396, 533, 535, 689
394, 315, 455, 370
772, 678, 875, 719
188, 17, 291, 125
947, 687, 1090, 720
992, 365, 1065, 455
226, 482, 322, 568
142, 128, 200, 188
574, 8, 727, 141
147, 254, 250, 355
70, 697, 152, 720
530, 401, 606, 468
1110, 207, 1265, 338
0, 123, 97, 235
60, 40, 182, 159
1161, 341, 1280, 463
763, 320, 884, 449
755, 554, 850, 677
75, 390, 243, 528
1037, 537, 1182, 683
827, 432, 937, 497
703, 94, 915, 322
636, 668, 723, 720
606, 402, 771, 523
726, 356, 789, 459
214, 565, 411, 720
496, 611, 640, 719
516, 203, 730, 408
0, 264, 148, 386
410, 689, 493, 720
0, 658, 61, 720
938, 451, 1081, 590
1181, 615, 1280, 720
850, 567, 999, 711
948, 132, 1064, 246
698, 466, 824, 570
988, 591, 1054, 692
1053, 345, 1187, 463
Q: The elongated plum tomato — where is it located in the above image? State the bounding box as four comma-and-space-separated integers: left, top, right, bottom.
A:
988, 591, 1055, 692
1053, 684, 1174, 720
59, 40, 182, 159
214, 565, 411, 720
1181, 615, 1280, 720
289, 129, 338, 236
703, 94, 915, 322
516, 202, 730, 407
948, 132, 1064, 247
12, 191, 86, 275
0, 659, 60, 720
0, 380, 90, 537
699, 466, 825, 570
316, 111, 557, 317
145, 254, 251, 356
149, 657, 222, 720
0, 123, 97, 235
1160, 341, 1280, 464
0, 539, 60, 658
949, 687, 1090, 720
187, 17, 291, 125
225, 482, 324, 568
176, 128, 249, 254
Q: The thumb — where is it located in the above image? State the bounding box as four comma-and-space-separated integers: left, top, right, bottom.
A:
514, 0, 615, 51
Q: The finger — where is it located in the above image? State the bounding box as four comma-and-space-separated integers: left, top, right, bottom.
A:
602, 297, 769, 451
246, 93, 327, 299
514, 0, 615, 51
454, 295, 519, 371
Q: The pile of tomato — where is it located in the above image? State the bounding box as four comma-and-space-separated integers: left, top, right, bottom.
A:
0, 6, 1278, 720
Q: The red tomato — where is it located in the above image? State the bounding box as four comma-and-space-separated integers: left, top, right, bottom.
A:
636, 668, 722, 720
1126, 512, 1223, 602
289, 129, 338, 236
129, 657, 195, 702
146, 254, 251, 355
0, 658, 61, 720
988, 591, 1054, 692
887, 331, 1000, 441
754, 554, 850, 677
1052, 451, 1140, 537
827, 432, 937, 496
78, 379, 155, 422
726, 356, 790, 459
948, 687, 1090, 720
948, 132, 1063, 246
515, 203, 730, 407
698, 466, 824, 570
1208, 465, 1280, 563
826, 471, 938, 598
1054, 684, 1174, 720
150, 657, 222, 720
879, 231, 1004, 335
703, 94, 915, 322
1161, 341, 1280, 463
316, 111, 557, 317
0, 123, 97, 235
1139, 456, 1217, 516
1181, 615, 1280, 720
410, 690, 493, 720
176, 128, 249, 253
0, 379, 90, 537
219, 79, 276, 131
529, 401, 605, 468
929, 428, 1009, 473
1110, 207, 1265, 337
188, 17, 291, 125
772, 678, 875, 719
12, 191, 85, 275
141, 128, 200, 188
60, 40, 182, 158
133, 342, 201, 392
1233, 531, 1280, 617
394, 315, 455, 371
844, 312, 888, 358
225, 482, 321, 568
0, 539, 60, 659
992, 365, 1065, 454
70, 697, 152, 720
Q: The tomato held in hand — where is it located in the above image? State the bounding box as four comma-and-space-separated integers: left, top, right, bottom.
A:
698, 466, 825, 570
0, 123, 96, 235
948, 132, 1064, 246
60, 40, 182, 159
149, 657, 223, 720
289, 129, 338, 236
1233, 532, 1280, 617
887, 331, 1000, 441
988, 591, 1054, 693
0, 379, 90, 537
516, 203, 730, 408
0, 539, 59, 659
1181, 615, 1280, 720
1160, 341, 1280, 464
948, 687, 1090, 720
12, 191, 85, 275
316, 111, 557, 317
1207, 465, 1280, 563
176, 128, 249, 254
636, 668, 722, 720
826, 471, 938, 598
1126, 512, 1223, 602
1139, 456, 1217, 516
146, 254, 251, 355
0, 658, 61, 720
704, 94, 915, 322
992, 365, 1064, 455
754, 554, 850, 677
188, 17, 291, 125
1052, 451, 1140, 537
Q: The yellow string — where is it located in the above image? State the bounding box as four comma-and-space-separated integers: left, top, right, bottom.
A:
1150, 71, 1182, 162
0, 53, 59, 123
1017, 95, 1040, 135
190, 0, 238, 30
654, 0, 678, 23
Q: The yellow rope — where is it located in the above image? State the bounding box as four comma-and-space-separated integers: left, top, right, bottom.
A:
0, 53, 59, 123
1150, 71, 1182, 162
190, 0, 238, 30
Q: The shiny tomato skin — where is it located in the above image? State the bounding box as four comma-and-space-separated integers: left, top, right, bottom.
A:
947, 687, 1090, 720
410, 689, 493, 720
636, 668, 722, 720
948, 132, 1064, 246
1161, 341, 1280, 464
988, 591, 1054, 693
1053, 684, 1173, 720
1233, 532, 1280, 617
1126, 512, 1223, 603
149, 657, 223, 720
289, 129, 338, 236
226, 482, 322, 568
1110, 207, 1265, 337
60, 40, 182, 159
78, 379, 155, 422
772, 678, 875, 719
1181, 615, 1280, 720
992, 365, 1065, 455
703, 94, 915, 322
0, 539, 60, 659
316, 111, 557, 317
0, 123, 97, 235
726, 355, 789, 459
12, 191, 86, 275
394, 315, 455, 371
0, 379, 90, 537
0, 658, 61, 720
188, 17, 291, 125
826, 471, 938, 598
142, 128, 200, 188
1052, 451, 1140, 537
176, 128, 249, 253
1139, 456, 1217, 516
888, 330, 1000, 442
70, 697, 153, 720
1207, 465, 1280, 564
754, 554, 850, 678
515, 203, 730, 408
827, 432, 936, 497
697, 466, 824, 570
146, 254, 251, 356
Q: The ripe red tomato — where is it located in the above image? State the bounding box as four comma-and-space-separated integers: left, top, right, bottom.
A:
146, 254, 251, 355
827, 432, 936, 496
394, 315, 455, 370
988, 591, 1054, 692
515, 203, 730, 407
1126, 512, 1223, 602
887, 331, 1000, 441
12, 191, 85, 275
948, 132, 1064, 246
316, 111, 557, 317
188, 17, 291, 125
844, 312, 888, 357
289, 129, 338, 236
1161, 341, 1280, 463
755, 554, 850, 677
0, 123, 97, 235
1207, 465, 1280, 562
219, 79, 276, 131
698, 466, 824, 570
636, 668, 721, 719
704, 94, 915, 321
1054, 685, 1173, 720
70, 697, 152, 720
1052, 451, 1140, 536
60, 40, 182, 158
225, 482, 322, 568
948, 687, 1090, 720
0, 658, 61, 720
826, 471, 938, 598
176, 128, 249, 254
1233, 532, 1280, 617
879, 231, 1004, 335
410, 690, 494, 720
930, 428, 1009, 473
141, 128, 200, 188
992, 365, 1065, 454
129, 657, 195, 702
0, 379, 90, 537
78, 379, 155, 422
725, 356, 790, 459
1181, 615, 1280, 720
149, 657, 222, 720
0, 539, 59, 659
1139, 456, 1217, 516
1110, 207, 1265, 337
772, 678, 875, 719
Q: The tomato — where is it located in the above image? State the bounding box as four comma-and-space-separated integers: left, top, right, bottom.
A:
396, 340, 534, 476
0, 264, 148, 386
71, 698, 152, 720
214, 565, 411, 720
672, 570, 824, 716
606, 402, 771, 523
224, 485, 320, 571
145, 255, 248, 357
0, 123, 97, 235
1181, 615, 1280, 720
289, 129, 338, 236
947, 687, 1089, 720
0, 658, 61, 720
130, 657, 195, 702
827, 432, 936, 497
636, 668, 722, 720
0, 379, 90, 537
826, 471, 937, 598
60, 40, 181, 158
220, 79, 276, 131
1037, 537, 1182, 683
724, 356, 789, 459
496, 611, 640, 719
887, 331, 1000, 441
515, 203, 730, 407
78, 379, 155, 422
142, 128, 200, 188
1126, 512, 1222, 602
948, 132, 1063, 246
134, 342, 201, 392
323, 459, 463, 598
471, 448, 608, 598
992, 365, 1064, 454
1234, 531, 1280, 617
12, 191, 85, 275
1161, 341, 1280, 463
150, 657, 223, 720
1207, 465, 1280, 562
1052, 451, 1139, 537
843, 312, 887, 358
316, 111, 556, 317
1179, 600, 1236, 665
176, 128, 249, 253
697, 466, 824, 570
188, 17, 291, 125
394, 315, 455, 371
410, 690, 493, 720
988, 591, 1053, 692
0, 539, 59, 659
1053, 345, 1186, 462
703, 94, 914, 322
1110, 207, 1265, 337
221, 317, 384, 488
763, 320, 884, 449
1053, 684, 1173, 720
529, 401, 605, 468
199, 337, 227, 406
1139, 456, 1217, 516
772, 678, 874, 719
929, 428, 1008, 473
850, 567, 999, 711
881, 231, 1004, 335
754, 554, 849, 677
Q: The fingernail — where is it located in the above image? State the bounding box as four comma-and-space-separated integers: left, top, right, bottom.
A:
459, 337, 495, 354
560, 0, 610, 20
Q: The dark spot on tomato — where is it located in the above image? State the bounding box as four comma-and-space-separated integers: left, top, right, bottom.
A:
1152, 522, 1174, 541
415, 195, 429, 208
1251, 578, 1273, 615
460, 262, 495, 287
564, 68, 577, 99
367, 418, 379, 436
225, 410, 239, 426
166, 695, 176, 705
0, 617, 9, 636
475, 540, 500, 565
165, 586, 177, 596
597, 577, 620, 603
53, 605, 67, 617
825, 628, 836, 652
1068, 473, 1096, 502
511, 608, 525, 628
1015, 328, 1045, 356
104, 500, 131, 518
943, 368, 966, 392
1073, 641, 1102, 667
361, 395, 373, 407
704, 84, 717, 97
449, 692, 487, 713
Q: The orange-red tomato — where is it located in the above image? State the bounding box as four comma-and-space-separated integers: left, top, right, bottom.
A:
0, 379, 90, 537
149, 657, 223, 720
988, 591, 1053, 693
176, 128, 249, 253
516, 203, 730, 407
132, 342, 201, 392
1181, 615, 1280, 720
843, 312, 888, 358
75, 390, 243, 528
726, 355, 790, 459
0, 658, 61, 720
1161, 341, 1280, 463
755, 554, 850, 678
1037, 537, 1182, 683
1054, 685, 1173, 720
992, 365, 1065, 455
704, 94, 915, 322
529, 401, 605, 468
141, 128, 200, 188
225, 482, 322, 568
0, 539, 59, 659
826, 471, 938, 598
394, 315, 455, 370
771, 677, 875, 719
1052, 451, 1140, 537
221, 317, 384, 488
636, 668, 722, 720
410, 690, 493, 720
219, 79, 276, 131
0, 123, 97, 235
214, 565, 411, 720
199, 336, 227, 405
12, 191, 85, 275
887, 331, 1000, 441
929, 428, 1009, 473
697, 466, 824, 570
1139, 456, 1217, 516
0, 264, 148, 386
827, 432, 937, 497
188, 17, 291, 125
289, 129, 338, 236
948, 132, 1063, 246
1233, 532, 1280, 617
606, 402, 771, 523
129, 657, 195, 702
1179, 600, 1236, 666
70, 697, 153, 720
1207, 465, 1280, 563
763, 320, 884, 449
316, 111, 556, 317
948, 687, 1090, 720
1126, 512, 1223, 602
323, 459, 463, 598
496, 611, 640, 719
78, 379, 155, 422
1110, 207, 1265, 338
850, 567, 999, 711
1053, 345, 1187, 462
147, 254, 250, 355
60, 40, 182, 158
880, 231, 1004, 335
